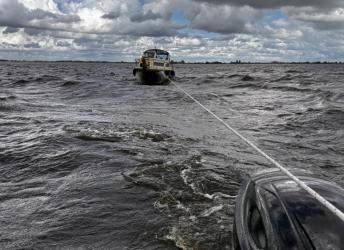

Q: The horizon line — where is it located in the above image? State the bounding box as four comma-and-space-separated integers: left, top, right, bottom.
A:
1, 59, 343, 64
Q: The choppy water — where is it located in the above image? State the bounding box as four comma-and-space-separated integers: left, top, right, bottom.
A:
0, 62, 343, 249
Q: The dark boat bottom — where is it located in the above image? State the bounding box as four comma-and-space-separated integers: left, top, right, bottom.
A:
133, 69, 175, 85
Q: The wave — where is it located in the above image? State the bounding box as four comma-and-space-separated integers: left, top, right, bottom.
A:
299, 81, 313, 86
132, 129, 172, 142
275, 74, 294, 82
285, 70, 302, 73
285, 106, 344, 132
61, 80, 81, 87
306, 89, 344, 104
228, 80, 316, 93
34, 75, 62, 82
324, 108, 344, 116
241, 75, 254, 81
229, 82, 259, 89
64, 124, 173, 144
199, 205, 223, 217
64, 124, 128, 143
13, 79, 30, 85
0, 103, 21, 112
269, 85, 312, 92
0, 95, 16, 101
197, 76, 215, 84
196, 74, 247, 84
331, 92, 344, 102
226, 74, 241, 78
75, 134, 123, 142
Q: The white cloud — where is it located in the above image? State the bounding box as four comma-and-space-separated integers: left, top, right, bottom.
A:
21, 0, 60, 12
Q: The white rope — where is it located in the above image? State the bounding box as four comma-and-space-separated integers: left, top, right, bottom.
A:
171, 81, 344, 222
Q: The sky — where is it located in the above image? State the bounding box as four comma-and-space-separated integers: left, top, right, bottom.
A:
0, 0, 344, 62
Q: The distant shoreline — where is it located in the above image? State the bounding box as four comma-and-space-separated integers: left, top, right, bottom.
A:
0, 59, 343, 64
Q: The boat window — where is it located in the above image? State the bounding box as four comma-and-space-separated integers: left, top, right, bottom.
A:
156, 53, 169, 60
143, 52, 155, 58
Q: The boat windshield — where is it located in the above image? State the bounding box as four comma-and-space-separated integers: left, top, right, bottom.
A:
143, 52, 155, 58
156, 53, 169, 60
142, 50, 170, 60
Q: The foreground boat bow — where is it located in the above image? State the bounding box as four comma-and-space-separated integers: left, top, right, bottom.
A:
233, 169, 344, 250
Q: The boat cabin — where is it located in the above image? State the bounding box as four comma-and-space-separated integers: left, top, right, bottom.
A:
142, 49, 170, 61
135, 49, 173, 72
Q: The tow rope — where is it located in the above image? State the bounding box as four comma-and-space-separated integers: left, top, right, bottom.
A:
171, 81, 344, 222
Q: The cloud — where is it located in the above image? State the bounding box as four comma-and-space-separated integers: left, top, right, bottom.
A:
283, 7, 344, 30
118, 20, 183, 37
141, 0, 175, 20
191, 0, 344, 9
56, 40, 71, 47
0, 0, 81, 29
0, 0, 343, 62
188, 4, 262, 34
101, 11, 121, 20
23, 27, 45, 36
190, 0, 344, 31
2, 27, 20, 34
23, 42, 40, 48
138, 0, 262, 34
130, 10, 163, 22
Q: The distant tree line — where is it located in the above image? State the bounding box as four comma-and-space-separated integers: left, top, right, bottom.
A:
1, 59, 344, 64
171, 60, 344, 64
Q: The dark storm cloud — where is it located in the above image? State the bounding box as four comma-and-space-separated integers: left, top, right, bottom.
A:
311, 21, 344, 30
0, 0, 31, 27
130, 10, 163, 22
56, 41, 71, 47
189, 0, 344, 32
283, 7, 344, 30
2, 27, 19, 34
0, 0, 80, 30
23, 42, 40, 48
122, 23, 181, 37
191, 19, 247, 34
74, 37, 96, 45
188, 5, 262, 34
73, 36, 125, 50
191, 0, 344, 9
101, 11, 121, 20
23, 28, 45, 36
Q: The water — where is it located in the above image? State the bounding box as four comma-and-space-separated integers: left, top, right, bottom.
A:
0, 62, 343, 249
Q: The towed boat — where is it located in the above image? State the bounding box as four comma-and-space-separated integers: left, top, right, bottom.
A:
133, 49, 175, 85
233, 169, 344, 249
